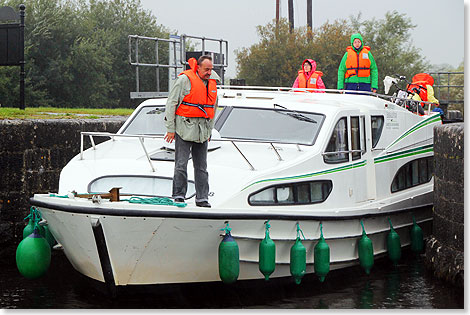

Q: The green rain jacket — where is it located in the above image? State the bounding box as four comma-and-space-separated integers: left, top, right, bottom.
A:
337, 33, 378, 90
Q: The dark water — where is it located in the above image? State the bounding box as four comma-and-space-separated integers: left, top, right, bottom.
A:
0, 250, 463, 309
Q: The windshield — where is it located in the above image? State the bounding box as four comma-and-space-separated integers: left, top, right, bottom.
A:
122, 105, 224, 135
217, 107, 324, 145
122, 105, 167, 135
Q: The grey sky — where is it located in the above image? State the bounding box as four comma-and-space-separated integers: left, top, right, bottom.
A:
140, 0, 464, 78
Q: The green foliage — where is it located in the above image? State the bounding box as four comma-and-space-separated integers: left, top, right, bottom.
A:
236, 18, 352, 88
236, 12, 434, 94
0, 0, 169, 108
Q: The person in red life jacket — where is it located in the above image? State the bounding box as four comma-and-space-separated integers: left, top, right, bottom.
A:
292, 59, 326, 92
164, 55, 220, 208
407, 73, 440, 105
337, 33, 378, 94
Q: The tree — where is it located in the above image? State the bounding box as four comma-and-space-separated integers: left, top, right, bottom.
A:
236, 11, 431, 94
0, 0, 169, 108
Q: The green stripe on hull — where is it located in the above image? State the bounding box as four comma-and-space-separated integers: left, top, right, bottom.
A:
374, 144, 433, 164
242, 160, 366, 191
388, 114, 441, 148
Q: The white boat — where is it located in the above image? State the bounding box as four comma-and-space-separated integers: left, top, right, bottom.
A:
30, 87, 440, 288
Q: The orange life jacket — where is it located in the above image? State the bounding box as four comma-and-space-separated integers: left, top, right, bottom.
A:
345, 46, 371, 78
407, 73, 434, 102
297, 70, 323, 91
175, 58, 217, 119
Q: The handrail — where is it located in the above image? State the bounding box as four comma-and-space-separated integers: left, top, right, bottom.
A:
79, 132, 305, 172
217, 85, 440, 107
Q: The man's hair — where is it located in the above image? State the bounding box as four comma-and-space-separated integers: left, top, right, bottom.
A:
197, 55, 212, 65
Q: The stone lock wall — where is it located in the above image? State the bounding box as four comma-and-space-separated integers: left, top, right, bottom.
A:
425, 123, 464, 287
0, 118, 126, 259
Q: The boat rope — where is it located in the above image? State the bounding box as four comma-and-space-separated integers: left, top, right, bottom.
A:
49, 193, 186, 207
220, 221, 232, 234
319, 222, 325, 239
296, 222, 306, 240
121, 196, 187, 208
49, 193, 69, 198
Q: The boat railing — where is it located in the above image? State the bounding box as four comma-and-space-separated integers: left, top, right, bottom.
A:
80, 131, 306, 172
218, 85, 440, 114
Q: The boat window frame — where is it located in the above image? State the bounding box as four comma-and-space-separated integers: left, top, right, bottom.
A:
323, 115, 366, 164
391, 156, 434, 193
247, 180, 333, 206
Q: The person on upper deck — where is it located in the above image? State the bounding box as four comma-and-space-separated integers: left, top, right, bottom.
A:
337, 33, 378, 94
292, 59, 326, 92
407, 73, 439, 105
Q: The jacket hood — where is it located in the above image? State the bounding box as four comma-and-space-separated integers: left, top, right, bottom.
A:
302, 59, 317, 76
350, 33, 363, 51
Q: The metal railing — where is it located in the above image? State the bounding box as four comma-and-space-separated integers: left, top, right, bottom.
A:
79, 131, 304, 173
128, 34, 228, 99
128, 35, 181, 99
428, 71, 464, 105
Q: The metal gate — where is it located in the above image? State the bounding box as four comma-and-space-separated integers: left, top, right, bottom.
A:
428, 71, 464, 106
128, 34, 228, 99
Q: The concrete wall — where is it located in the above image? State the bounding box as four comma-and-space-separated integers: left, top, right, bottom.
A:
425, 123, 464, 287
0, 118, 126, 259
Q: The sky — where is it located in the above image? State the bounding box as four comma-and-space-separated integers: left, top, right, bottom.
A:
140, 0, 465, 79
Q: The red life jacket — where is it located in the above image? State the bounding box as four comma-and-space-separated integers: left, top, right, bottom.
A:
407, 73, 434, 102
345, 46, 371, 78
297, 70, 323, 91
175, 58, 217, 119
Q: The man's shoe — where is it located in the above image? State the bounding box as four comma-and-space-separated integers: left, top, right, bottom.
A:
196, 201, 211, 208
174, 197, 185, 203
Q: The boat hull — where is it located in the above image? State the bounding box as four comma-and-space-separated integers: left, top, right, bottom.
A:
31, 195, 432, 286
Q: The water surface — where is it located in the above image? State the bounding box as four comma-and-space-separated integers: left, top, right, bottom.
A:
0, 250, 463, 309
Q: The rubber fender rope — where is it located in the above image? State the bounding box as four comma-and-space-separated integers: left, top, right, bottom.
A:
220, 221, 231, 234
264, 220, 271, 231
24, 206, 41, 223
319, 222, 324, 238
121, 196, 187, 208
296, 222, 306, 240
360, 220, 366, 234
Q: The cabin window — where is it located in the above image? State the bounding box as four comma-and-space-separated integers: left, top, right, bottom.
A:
351, 116, 361, 160
371, 116, 384, 148
248, 180, 332, 206
324, 118, 348, 163
217, 107, 325, 145
391, 157, 433, 193
122, 105, 167, 135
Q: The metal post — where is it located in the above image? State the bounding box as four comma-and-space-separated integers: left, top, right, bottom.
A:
155, 40, 160, 92
276, 0, 280, 26
307, 0, 312, 30
135, 38, 139, 92
19, 4, 25, 110
288, 0, 294, 32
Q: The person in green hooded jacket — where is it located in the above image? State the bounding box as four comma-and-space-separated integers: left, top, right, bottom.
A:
337, 33, 378, 94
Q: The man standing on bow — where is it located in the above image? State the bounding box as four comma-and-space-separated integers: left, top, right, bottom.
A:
164, 55, 220, 208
